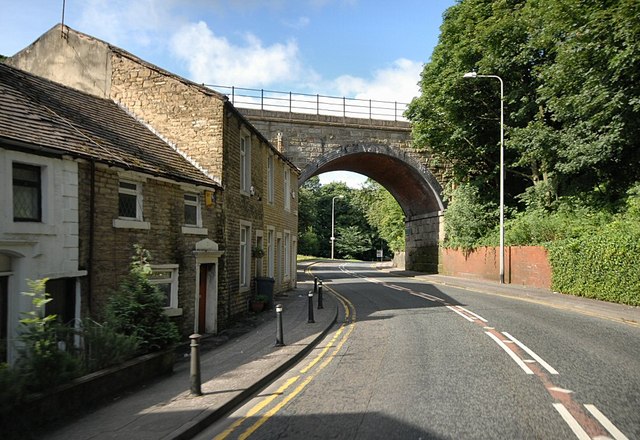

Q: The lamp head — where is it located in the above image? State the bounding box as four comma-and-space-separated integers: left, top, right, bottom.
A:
463, 71, 478, 78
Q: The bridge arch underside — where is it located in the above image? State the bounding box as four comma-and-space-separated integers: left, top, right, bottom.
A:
299, 145, 445, 273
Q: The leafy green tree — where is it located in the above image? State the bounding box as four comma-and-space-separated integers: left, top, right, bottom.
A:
443, 183, 497, 250
356, 180, 406, 252
335, 225, 373, 260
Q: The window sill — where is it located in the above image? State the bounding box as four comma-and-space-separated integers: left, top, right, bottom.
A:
163, 307, 183, 317
181, 226, 208, 235
113, 219, 151, 230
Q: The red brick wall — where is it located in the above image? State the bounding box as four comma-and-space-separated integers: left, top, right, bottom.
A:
440, 246, 552, 289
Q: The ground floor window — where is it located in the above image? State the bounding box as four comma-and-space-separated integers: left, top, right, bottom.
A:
0, 276, 7, 363
45, 278, 76, 325
149, 265, 179, 308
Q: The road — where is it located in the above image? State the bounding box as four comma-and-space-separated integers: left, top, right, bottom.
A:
195, 261, 640, 439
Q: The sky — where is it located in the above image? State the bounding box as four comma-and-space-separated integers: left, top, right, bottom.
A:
0, 0, 456, 188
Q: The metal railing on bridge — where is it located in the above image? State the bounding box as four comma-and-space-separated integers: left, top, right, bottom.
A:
205, 84, 410, 122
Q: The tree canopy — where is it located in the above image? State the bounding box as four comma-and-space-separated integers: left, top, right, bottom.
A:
406, 0, 640, 211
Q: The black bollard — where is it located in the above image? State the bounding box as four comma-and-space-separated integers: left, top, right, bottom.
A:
307, 291, 315, 323
318, 280, 324, 309
275, 304, 285, 346
314, 277, 318, 293
189, 334, 202, 396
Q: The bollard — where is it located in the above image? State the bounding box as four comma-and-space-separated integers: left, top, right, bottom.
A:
314, 277, 318, 293
189, 333, 202, 396
307, 291, 315, 323
318, 280, 324, 309
275, 304, 285, 346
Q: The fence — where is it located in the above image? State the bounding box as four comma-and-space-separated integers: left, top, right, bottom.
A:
206, 85, 409, 122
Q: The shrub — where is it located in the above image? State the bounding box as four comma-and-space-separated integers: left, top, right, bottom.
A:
443, 183, 497, 250
105, 246, 179, 353
16, 279, 82, 392
80, 319, 140, 372
549, 220, 640, 306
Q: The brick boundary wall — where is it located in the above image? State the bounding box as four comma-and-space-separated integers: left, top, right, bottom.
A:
439, 246, 552, 289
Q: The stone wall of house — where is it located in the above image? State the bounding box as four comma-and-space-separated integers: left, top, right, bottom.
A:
77, 162, 223, 337
109, 53, 226, 181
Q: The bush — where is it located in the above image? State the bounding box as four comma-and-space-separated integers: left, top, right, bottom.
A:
549, 220, 640, 306
443, 183, 497, 250
80, 319, 139, 372
105, 246, 179, 353
16, 279, 83, 392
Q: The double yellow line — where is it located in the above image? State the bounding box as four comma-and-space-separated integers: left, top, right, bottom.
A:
214, 267, 356, 440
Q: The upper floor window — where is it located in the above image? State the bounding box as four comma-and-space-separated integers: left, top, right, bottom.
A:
184, 193, 201, 227
13, 163, 42, 222
240, 133, 251, 194
284, 167, 291, 211
267, 154, 275, 204
118, 180, 142, 220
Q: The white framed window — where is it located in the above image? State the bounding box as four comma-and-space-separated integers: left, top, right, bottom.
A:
284, 167, 291, 211
267, 227, 275, 278
267, 154, 275, 204
149, 264, 179, 310
118, 180, 143, 220
12, 162, 42, 222
184, 193, 201, 227
239, 222, 251, 289
284, 230, 291, 280
240, 132, 251, 194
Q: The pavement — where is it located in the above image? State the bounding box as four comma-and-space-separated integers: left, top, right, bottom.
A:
38, 261, 639, 440
41, 262, 338, 440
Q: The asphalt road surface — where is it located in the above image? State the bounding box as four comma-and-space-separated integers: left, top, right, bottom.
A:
195, 261, 640, 439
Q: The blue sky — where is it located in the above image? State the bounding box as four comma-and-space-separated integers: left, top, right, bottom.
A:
1, 0, 456, 187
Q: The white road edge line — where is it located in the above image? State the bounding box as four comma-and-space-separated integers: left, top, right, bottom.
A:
584, 404, 629, 440
447, 306, 475, 322
485, 332, 534, 375
458, 306, 488, 322
552, 403, 591, 440
502, 332, 559, 375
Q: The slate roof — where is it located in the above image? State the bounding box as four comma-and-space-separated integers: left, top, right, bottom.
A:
0, 62, 220, 188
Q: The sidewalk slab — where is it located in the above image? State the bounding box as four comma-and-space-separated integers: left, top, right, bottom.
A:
42, 277, 337, 440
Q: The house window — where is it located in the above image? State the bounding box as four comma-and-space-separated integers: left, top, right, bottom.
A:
149, 265, 179, 309
0, 275, 8, 364
284, 167, 291, 211
284, 231, 291, 279
184, 193, 200, 227
240, 133, 251, 194
239, 223, 251, 289
267, 154, 275, 204
118, 180, 142, 220
267, 228, 275, 278
13, 163, 42, 222
45, 278, 77, 325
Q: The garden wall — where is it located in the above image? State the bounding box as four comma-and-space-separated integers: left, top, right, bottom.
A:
439, 246, 552, 289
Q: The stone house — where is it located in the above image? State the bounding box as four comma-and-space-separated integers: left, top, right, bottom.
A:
6, 25, 299, 331
0, 62, 225, 364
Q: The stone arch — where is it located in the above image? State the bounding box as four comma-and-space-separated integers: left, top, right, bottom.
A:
299, 143, 445, 217
299, 144, 445, 273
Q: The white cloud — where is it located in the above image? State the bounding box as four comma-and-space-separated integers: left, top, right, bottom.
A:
332, 58, 422, 104
170, 21, 303, 87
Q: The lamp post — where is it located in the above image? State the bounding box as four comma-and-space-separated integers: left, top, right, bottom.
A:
330, 195, 345, 260
463, 71, 505, 284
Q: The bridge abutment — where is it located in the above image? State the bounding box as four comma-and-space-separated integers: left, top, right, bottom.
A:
405, 212, 444, 273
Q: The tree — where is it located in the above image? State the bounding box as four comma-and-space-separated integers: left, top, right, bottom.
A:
406, 0, 640, 214
356, 180, 406, 252
335, 226, 373, 260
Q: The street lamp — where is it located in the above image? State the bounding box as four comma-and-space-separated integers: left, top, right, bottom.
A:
330, 195, 345, 260
463, 71, 505, 284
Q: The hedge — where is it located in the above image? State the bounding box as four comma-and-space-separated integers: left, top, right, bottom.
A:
548, 220, 640, 306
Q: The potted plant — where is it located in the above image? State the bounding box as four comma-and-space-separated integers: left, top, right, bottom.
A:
250, 294, 268, 313
252, 245, 265, 259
